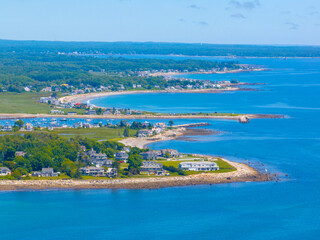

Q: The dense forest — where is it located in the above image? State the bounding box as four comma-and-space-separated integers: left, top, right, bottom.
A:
0, 52, 238, 92
1, 39, 320, 57
0, 132, 131, 179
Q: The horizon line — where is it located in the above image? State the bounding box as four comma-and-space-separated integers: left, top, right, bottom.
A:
1, 38, 320, 48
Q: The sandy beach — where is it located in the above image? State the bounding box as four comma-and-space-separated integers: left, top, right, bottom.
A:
0, 158, 275, 191
58, 88, 241, 105
147, 68, 267, 77
120, 126, 188, 148
119, 124, 217, 148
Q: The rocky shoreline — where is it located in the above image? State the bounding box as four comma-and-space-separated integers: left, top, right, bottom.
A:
0, 160, 276, 191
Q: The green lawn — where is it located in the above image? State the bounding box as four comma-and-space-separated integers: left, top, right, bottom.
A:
0, 92, 52, 114
157, 158, 236, 175
51, 127, 138, 141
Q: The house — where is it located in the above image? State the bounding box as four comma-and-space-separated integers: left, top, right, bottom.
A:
24, 86, 31, 92
179, 162, 219, 171
87, 148, 97, 156
103, 110, 111, 115
51, 109, 64, 114
32, 168, 59, 177
41, 87, 52, 92
91, 155, 113, 168
160, 149, 180, 158
74, 122, 83, 128
39, 96, 56, 103
67, 112, 77, 115
106, 168, 118, 178
15, 151, 26, 157
123, 146, 131, 153
138, 130, 153, 138
85, 110, 96, 115
80, 166, 105, 177
1, 125, 12, 131
115, 151, 129, 162
0, 167, 11, 176
140, 151, 160, 160
25, 123, 33, 131
155, 122, 166, 129
152, 127, 162, 135
140, 161, 165, 175
80, 145, 86, 151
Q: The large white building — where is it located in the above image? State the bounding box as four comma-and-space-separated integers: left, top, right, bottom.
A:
179, 162, 219, 171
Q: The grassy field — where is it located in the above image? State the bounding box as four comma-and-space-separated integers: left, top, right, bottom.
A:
0, 92, 88, 114
0, 92, 52, 114
51, 127, 138, 141
157, 158, 236, 174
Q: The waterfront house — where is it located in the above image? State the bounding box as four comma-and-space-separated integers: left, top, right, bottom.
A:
15, 151, 26, 157
1, 125, 12, 131
115, 151, 129, 162
179, 162, 219, 171
51, 109, 64, 114
138, 130, 153, 138
103, 110, 111, 115
67, 112, 77, 115
41, 168, 59, 177
106, 168, 118, 178
152, 127, 162, 135
0, 167, 11, 176
74, 122, 83, 128
25, 123, 34, 131
85, 110, 96, 115
91, 153, 113, 167
140, 161, 166, 175
80, 166, 105, 177
32, 168, 59, 177
155, 122, 166, 129
140, 151, 160, 160
160, 149, 180, 158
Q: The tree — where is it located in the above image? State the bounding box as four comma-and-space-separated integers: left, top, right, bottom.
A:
4, 147, 16, 161
14, 120, 24, 130
112, 161, 120, 171
127, 153, 142, 175
123, 127, 130, 137
61, 159, 77, 178
168, 120, 174, 127
96, 108, 103, 115
12, 169, 22, 179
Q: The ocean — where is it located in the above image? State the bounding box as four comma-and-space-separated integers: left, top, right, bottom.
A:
1, 57, 320, 239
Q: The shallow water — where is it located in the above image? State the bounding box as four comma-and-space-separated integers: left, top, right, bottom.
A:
1, 57, 320, 239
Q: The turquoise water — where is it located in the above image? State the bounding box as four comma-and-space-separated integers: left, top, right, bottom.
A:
1, 57, 320, 239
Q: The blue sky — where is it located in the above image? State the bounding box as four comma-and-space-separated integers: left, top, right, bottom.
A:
0, 0, 320, 45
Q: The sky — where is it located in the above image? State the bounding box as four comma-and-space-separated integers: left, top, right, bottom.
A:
0, 0, 320, 45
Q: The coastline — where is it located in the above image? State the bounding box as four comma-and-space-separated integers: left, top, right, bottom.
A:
0, 113, 284, 120
0, 158, 275, 191
147, 68, 267, 77
119, 124, 217, 148
59, 88, 242, 105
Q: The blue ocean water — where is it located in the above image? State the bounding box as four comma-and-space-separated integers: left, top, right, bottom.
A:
1, 57, 320, 239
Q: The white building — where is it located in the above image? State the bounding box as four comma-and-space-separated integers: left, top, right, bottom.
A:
179, 162, 219, 171
25, 123, 33, 131
0, 167, 11, 176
